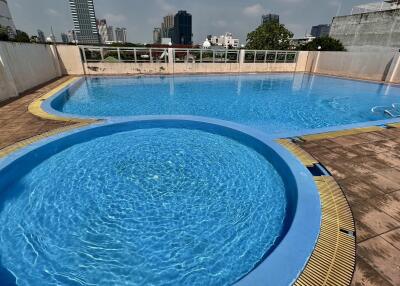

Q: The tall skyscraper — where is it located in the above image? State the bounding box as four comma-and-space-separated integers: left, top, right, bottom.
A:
0, 0, 17, 38
37, 30, 46, 43
115, 27, 127, 43
68, 0, 100, 44
161, 14, 174, 38
311, 24, 331, 38
107, 26, 114, 42
172, 11, 192, 45
97, 19, 108, 43
262, 14, 280, 25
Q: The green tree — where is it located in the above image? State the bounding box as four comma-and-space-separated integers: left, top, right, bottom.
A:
14, 30, 30, 43
298, 36, 345, 51
246, 21, 294, 50
0, 25, 9, 41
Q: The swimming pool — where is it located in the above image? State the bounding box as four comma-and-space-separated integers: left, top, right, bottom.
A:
0, 119, 320, 286
49, 74, 400, 134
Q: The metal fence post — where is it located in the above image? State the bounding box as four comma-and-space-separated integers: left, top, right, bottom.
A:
81, 47, 87, 63
150, 48, 153, 63
100, 47, 104, 61
117, 48, 121, 62
134, 49, 137, 63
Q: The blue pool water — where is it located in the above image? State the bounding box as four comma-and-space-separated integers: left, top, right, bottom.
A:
0, 128, 287, 286
56, 74, 400, 133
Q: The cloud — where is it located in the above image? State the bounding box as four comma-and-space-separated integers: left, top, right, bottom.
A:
243, 4, 266, 17
45, 8, 61, 17
213, 20, 227, 28
103, 13, 127, 23
156, 0, 176, 13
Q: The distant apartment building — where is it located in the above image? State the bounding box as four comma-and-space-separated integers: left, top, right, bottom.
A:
262, 14, 280, 25
97, 19, 108, 43
68, 0, 100, 44
67, 30, 77, 43
37, 29, 46, 43
172, 11, 192, 45
310, 24, 331, 38
210, 33, 240, 48
156, 11, 192, 45
161, 14, 174, 38
153, 27, 162, 44
0, 0, 17, 38
115, 27, 127, 43
330, 1, 400, 51
61, 33, 69, 43
107, 26, 114, 42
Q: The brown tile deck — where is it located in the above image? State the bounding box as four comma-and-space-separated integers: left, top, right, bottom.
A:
0, 77, 75, 150
298, 130, 400, 286
0, 78, 399, 285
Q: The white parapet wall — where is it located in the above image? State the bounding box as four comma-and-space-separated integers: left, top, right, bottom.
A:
307, 51, 400, 83
0, 41, 62, 102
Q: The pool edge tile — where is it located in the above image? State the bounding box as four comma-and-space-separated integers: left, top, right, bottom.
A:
28, 77, 95, 124
300, 126, 382, 142
277, 141, 356, 286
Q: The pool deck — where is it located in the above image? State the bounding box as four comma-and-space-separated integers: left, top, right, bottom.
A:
0, 76, 399, 286
298, 132, 400, 286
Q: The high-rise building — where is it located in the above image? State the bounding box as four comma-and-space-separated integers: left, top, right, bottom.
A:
61, 33, 69, 43
0, 0, 17, 38
37, 29, 46, 43
311, 24, 331, 38
115, 27, 127, 43
172, 11, 192, 45
262, 14, 280, 25
161, 14, 174, 38
97, 19, 108, 43
107, 26, 114, 42
153, 27, 161, 44
68, 0, 100, 44
67, 30, 77, 43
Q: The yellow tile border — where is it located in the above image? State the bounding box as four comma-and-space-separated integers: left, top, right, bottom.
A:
300, 126, 382, 142
276, 139, 319, 167
0, 77, 99, 158
386, 122, 400, 128
28, 77, 95, 124
278, 141, 356, 286
0, 122, 92, 158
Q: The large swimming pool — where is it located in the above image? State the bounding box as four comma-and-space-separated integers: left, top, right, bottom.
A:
52, 74, 400, 134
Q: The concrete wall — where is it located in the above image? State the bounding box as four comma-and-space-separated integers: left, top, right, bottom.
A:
56, 45, 85, 75
305, 51, 400, 83
310, 51, 397, 81
330, 9, 400, 52
0, 42, 62, 102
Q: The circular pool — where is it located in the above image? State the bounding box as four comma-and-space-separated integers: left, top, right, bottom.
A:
0, 118, 320, 286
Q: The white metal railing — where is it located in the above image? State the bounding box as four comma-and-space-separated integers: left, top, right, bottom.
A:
79, 46, 298, 64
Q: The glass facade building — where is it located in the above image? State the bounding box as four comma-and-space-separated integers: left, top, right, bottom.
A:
172, 11, 192, 45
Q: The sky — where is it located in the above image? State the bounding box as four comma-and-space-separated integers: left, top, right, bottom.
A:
9, 0, 374, 43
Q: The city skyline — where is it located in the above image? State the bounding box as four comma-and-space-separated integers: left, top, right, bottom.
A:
9, 0, 376, 44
